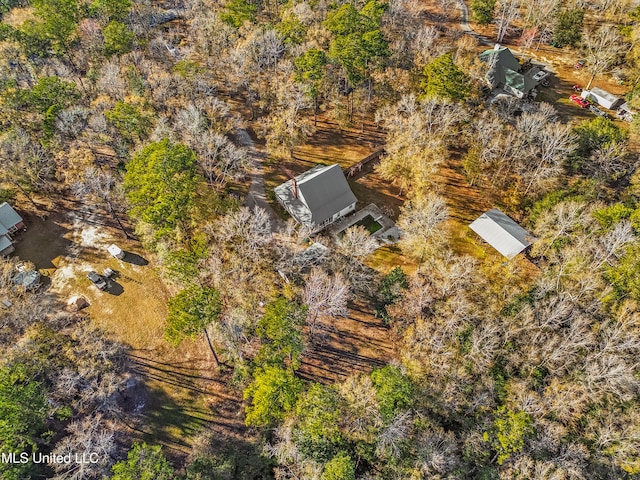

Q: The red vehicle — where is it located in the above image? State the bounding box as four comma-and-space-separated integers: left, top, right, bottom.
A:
570, 94, 589, 108
574, 60, 586, 69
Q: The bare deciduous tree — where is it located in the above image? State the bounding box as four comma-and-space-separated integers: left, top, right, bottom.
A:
495, 0, 521, 43
213, 206, 272, 262
335, 225, 379, 259
583, 25, 629, 90
397, 192, 449, 265
587, 143, 636, 181
197, 131, 252, 187
519, 123, 576, 195
174, 103, 207, 144
0, 128, 56, 206
49, 415, 115, 480
72, 167, 131, 238
55, 106, 90, 139
302, 267, 350, 336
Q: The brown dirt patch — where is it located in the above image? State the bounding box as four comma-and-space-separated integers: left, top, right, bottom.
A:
294, 117, 385, 169
11, 210, 73, 270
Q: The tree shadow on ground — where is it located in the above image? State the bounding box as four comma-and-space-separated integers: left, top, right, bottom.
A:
128, 383, 214, 452
11, 211, 73, 269
297, 300, 396, 384
121, 352, 263, 473
184, 436, 274, 480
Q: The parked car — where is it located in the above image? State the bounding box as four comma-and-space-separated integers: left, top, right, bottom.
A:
574, 60, 586, 69
570, 94, 589, 108
589, 104, 608, 118
87, 271, 108, 290
572, 84, 582, 92
532, 70, 548, 81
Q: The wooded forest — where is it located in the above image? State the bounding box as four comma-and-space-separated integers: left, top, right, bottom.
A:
2, 0, 640, 478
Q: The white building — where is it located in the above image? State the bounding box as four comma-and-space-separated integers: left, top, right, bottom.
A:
581, 87, 622, 110
470, 209, 535, 259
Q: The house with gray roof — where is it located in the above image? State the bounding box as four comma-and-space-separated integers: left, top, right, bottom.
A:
479, 45, 544, 99
469, 208, 535, 259
0, 202, 25, 256
274, 164, 357, 230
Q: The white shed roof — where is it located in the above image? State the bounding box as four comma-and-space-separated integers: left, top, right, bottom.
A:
469, 209, 535, 259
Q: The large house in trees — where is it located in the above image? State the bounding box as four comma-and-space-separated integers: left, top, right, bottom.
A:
469, 208, 535, 259
0, 203, 25, 257
479, 45, 546, 99
274, 164, 357, 230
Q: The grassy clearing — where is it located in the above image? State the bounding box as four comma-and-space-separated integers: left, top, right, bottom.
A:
366, 245, 417, 275
12, 202, 230, 455
445, 219, 487, 258
140, 378, 214, 449
43, 227, 171, 351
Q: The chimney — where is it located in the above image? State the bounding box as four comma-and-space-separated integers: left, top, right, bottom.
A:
292, 178, 298, 199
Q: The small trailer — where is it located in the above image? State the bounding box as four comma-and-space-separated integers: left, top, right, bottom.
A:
581, 87, 622, 110
107, 244, 125, 259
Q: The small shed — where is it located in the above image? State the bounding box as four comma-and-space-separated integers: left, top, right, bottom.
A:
107, 244, 125, 259
469, 209, 535, 259
581, 87, 622, 110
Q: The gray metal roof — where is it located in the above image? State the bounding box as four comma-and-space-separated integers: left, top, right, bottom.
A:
274, 164, 357, 227
0, 203, 23, 230
590, 87, 620, 104
480, 47, 521, 71
480, 47, 539, 96
469, 209, 534, 259
0, 235, 12, 254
